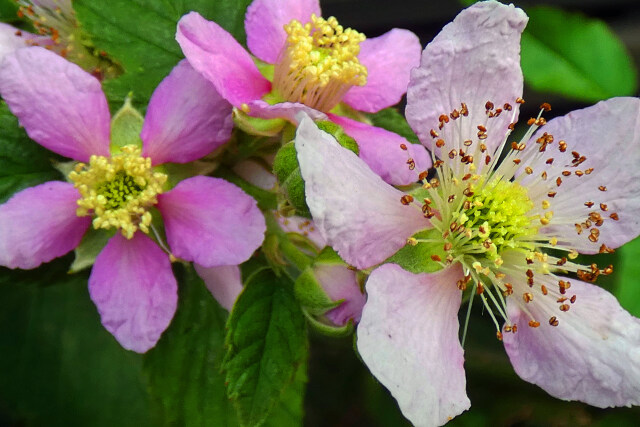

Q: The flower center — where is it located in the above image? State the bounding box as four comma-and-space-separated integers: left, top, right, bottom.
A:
68, 145, 167, 239
273, 14, 367, 112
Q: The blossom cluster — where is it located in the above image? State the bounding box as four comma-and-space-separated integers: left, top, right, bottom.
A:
0, 0, 639, 425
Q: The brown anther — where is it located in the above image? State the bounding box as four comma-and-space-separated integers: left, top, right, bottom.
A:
510, 141, 518, 150
599, 185, 607, 192
541, 285, 548, 295
503, 283, 514, 296
557, 297, 568, 303
399, 143, 407, 151
457, 279, 467, 291
584, 201, 594, 208
464, 139, 473, 147
430, 129, 439, 138
450, 109, 460, 119
513, 159, 521, 165
559, 304, 570, 312
548, 191, 557, 198
602, 265, 614, 275
478, 133, 487, 140
431, 254, 442, 262
462, 187, 474, 197
541, 171, 548, 180
515, 97, 525, 104
588, 228, 600, 243
559, 141, 567, 152
556, 257, 567, 266
417, 171, 428, 181
556, 177, 562, 187
439, 114, 449, 124
406, 158, 416, 170
585, 168, 594, 174
540, 102, 552, 111
448, 194, 456, 203
599, 244, 614, 254
443, 242, 453, 251
528, 320, 540, 328
562, 170, 571, 177
448, 149, 457, 159
400, 195, 414, 205
599, 203, 608, 211
477, 125, 487, 132
512, 324, 518, 333
494, 108, 503, 117
430, 178, 440, 188
476, 283, 485, 295
449, 222, 458, 232
508, 123, 516, 130
526, 269, 534, 278
461, 103, 469, 116
496, 331, 503, 341
435, 139, 445, 148
462, 173, 472, 181
527, 118, 536, 126
546, 158, 554, 165
483, 155, 490, 165
610, 213, 619, 221
523, 293, 534, 303
570, 295, 577, 304
485, 101, 494, 110
549, 316, 559, 327
504, 103, 513, 111
535, 118, 547, 126
577, 269, 598, 283
525, 167, 533, 175
434, 160, 444, 168
572, 151, 580, 159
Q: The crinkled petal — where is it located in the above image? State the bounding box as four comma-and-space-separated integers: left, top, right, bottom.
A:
524, 97, 640, 253
358, 263, 470, 426
328, 114, 431, 186
295, 114, 427, 269
0, 47, 110, 161
141, 60, 233, 165
88, 232, 177, 353
158, 176, 266, 267
503, 277, 640, 407
245, 0, 320, 63
314, 263, 365, 325
247, 99, 327, 123
343, 29, 421, 113
406, 2, 527, 154
194, 264, 243, 312
0, 181, 90, 269
176, 12, 271, 108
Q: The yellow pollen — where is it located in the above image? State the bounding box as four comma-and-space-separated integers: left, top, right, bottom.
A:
68, 145, 167, 239
273, 14, 367, 111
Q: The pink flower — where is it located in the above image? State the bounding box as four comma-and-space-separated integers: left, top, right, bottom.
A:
0, 47, 266, 353
175, 0, 430, 185
294, 1, 640, 425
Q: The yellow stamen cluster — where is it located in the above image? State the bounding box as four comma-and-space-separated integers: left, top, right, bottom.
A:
273, 14, 367, 112
68, 145, 167, 239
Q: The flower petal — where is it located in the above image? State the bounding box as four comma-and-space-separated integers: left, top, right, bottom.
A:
176, 12, 271, 108
141, 60, 233, 165
503, 277, 640, 407
328, 114, 431, 186
245, 0, 321, 63
524, 97, 640, 253
0, 23, 49, 61
406, 1, 527, 154
194, 264, 243, 312
277, 214, 326, 249
342, 29, 421, 113
314, 263, 365, 325
247, 99, 328, 123
88, 232, 178, 353
357, 263, 470, 426
0, 181, 90, 269
158, 176, 266, 267
0, 47, 110, 161
295, 115, 427, 269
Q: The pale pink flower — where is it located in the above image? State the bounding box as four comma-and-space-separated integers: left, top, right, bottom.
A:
294, 1, 640, 425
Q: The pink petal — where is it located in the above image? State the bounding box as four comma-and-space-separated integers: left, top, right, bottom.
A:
314, 263, 365, 325
357, 264, 470, 426
88, 232, 178, 353
247, 99, 327, 123
295, 115, 427, 269
158, 176, 266, 267
0, 47, 110, 161
0, 24, 50, 61
245, 0, 321, 64
141, 60, 233, 165
194, 264, 243, 312
406, 2, 527, 154
524, 97, 640, 253
277, 214, 326, 249
329, 114, 431, 186
176, 12, 271, 108
0, 181, 90, 269
343, 29, 421, 113
503, 277, 640, 407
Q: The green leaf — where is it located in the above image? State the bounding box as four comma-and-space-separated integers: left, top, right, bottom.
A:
74, 0, 252, 107
144, 265, 239, 427
0, 260, 153, 426
263, 359, 307, 427
386, 228, 445, 274
224, 269, 307, 427
0, 102, 61, 202
615, 236, 640, 317
521, 6, 638, 102
367, 107, 420, 145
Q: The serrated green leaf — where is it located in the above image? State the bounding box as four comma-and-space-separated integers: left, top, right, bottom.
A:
263, 359, 307, 427
224, 269, 307, 427
367, 108, 420, 145
0, 103, 61, 202
144, 265, 238, 427
521, 6, 638, 102
615, 236, 640, 317
0, 259, 152, 426
74, 0, 252, 107
386, 228, 445, 274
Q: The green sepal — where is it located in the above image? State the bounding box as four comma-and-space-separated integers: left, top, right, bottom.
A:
273, 141, 311, 217
301, 307, 355, 337
315, 120, 359, 155
233, 108, 286, 137
69, 227, 116, 273
385, 228, 445, 274
294, 268, 342, 315
110, 95, 144, 152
